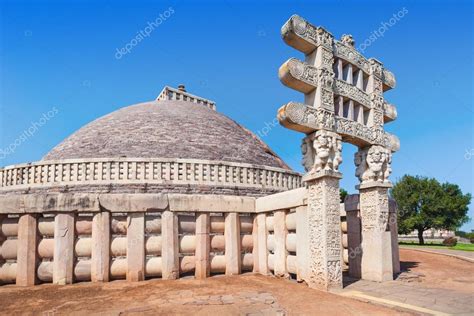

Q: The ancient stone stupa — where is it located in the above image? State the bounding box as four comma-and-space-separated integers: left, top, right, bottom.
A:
0, 15, 400, 292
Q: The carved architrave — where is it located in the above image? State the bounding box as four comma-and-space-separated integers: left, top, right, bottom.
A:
278, 102, 400, 152
334, 41, 370, 73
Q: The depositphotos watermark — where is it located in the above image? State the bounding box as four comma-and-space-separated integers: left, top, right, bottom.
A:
115, 7, 175, 60
358, 7, 408, 53
256, 118, 279, 138
0, 107, 59, 160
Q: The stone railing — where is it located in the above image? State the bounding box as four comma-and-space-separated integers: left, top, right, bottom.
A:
0, 158, 302, 194
253, 191, 400, 282
0, 190, 399, 286
0, 193, 257, 285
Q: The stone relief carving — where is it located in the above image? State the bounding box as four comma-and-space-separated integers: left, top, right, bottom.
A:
334, 79, 370, 106
369, 58, 383, 78
281, 102, 399, 151
340, 34, 355, 47
334, 41, 370, 73
360, 187, 390, 232
354, 145, 392, 184
307, 176, 343, 288
306, 130, 342, 173
382, 69, 396, 88
301, 136, 314, 172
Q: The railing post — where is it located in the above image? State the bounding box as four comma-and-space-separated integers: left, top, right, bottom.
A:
224, 212, 241, 275
346, 209, 362, 279
162, 210, 179, 279
256, 213, 268, 274
126, 212, 145, 282
92, 211, 111, 282
295, 205, 308, 282
389, 202, 400, 274
53, 213, 75, 285
17, 214, 39, 286
195, 213, 210, 279
273, 210, 288, 278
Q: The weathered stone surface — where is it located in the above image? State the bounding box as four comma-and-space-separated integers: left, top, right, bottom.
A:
43, 100, 290, 170
224, 213, 241, 275
126, 213, 145, 282
91, 212, 110, 282
161, 211, 179, 279
195, 213, 210, 279
53, 213, 75, 285
99, 194, 168, 213
359, 186, 393, 282
16, 214, 38, 286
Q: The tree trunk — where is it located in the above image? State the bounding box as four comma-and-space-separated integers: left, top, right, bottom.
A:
417, 229, 425, 245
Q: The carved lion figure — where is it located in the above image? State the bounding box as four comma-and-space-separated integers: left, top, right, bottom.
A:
355, 145, 392, 184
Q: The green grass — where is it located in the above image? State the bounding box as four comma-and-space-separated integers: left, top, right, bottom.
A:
399, 241, 474, 252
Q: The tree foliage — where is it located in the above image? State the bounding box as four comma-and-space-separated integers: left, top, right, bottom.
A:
391, 175, 471, 244
340, 188, 348, 203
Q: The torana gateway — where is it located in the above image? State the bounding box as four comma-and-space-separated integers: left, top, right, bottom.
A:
0, 16, 399, 291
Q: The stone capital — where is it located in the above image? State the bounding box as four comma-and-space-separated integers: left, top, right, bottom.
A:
303, 170, 342, 183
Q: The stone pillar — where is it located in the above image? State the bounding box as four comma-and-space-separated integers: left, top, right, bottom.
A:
346, 209, 361, 279
126, 213, 145, 282
355, 142, 394, 282
251, 214, 259, 273
0, 215, 5, 283
162, 210, 179, 279
295, 205, 308, 282
389, 200, 401, 274
195, 213, 210, 279
273, 210, 288, 278
256, 213, 268, 275
17, 214, 38, 286
358, 184, 393, 282
53, 213, 75, 285
304, 170, 343, 290
224, 212, 241, 275
92, 212, 110, 282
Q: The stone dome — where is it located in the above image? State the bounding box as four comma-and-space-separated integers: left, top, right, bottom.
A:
43, 99, 290, 170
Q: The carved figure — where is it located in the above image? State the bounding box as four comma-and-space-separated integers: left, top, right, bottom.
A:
312, 131, 332, 172
301, 136, 314, 172
341, 34, 355, 47
355, 145, 392, 184
332, 138, 343, 171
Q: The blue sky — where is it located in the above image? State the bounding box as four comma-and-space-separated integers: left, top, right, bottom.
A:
1, 0, 473, 230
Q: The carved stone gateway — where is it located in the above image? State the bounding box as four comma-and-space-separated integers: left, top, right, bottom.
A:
278, 15, 400, 286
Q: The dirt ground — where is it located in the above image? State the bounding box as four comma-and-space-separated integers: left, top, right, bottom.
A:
1, 248, 472, 315
398, 248, 474, 293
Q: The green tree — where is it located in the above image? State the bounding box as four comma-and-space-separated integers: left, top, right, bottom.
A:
391, 175, 471, 245
340, 188, 348, 203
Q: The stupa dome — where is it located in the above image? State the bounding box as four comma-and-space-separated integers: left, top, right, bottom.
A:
44, 99, 288, 170
0, 86, 301, 196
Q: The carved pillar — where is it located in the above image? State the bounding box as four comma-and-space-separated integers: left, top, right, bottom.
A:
304, 170, 343, 290
302, 130, 343, 290
355, 145, 394, 282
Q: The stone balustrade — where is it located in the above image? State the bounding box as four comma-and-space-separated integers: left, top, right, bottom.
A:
0, 158, 301, 195
0, 190, 399, 286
